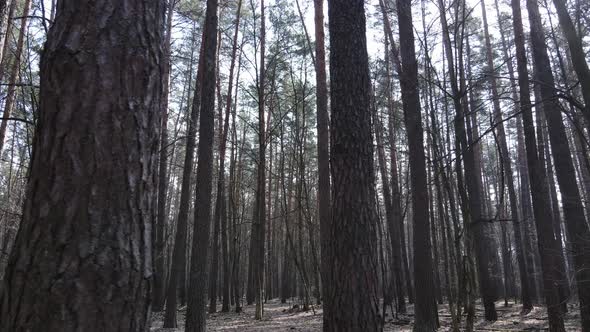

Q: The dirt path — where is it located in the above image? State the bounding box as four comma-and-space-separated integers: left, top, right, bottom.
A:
151, 299, 582, 331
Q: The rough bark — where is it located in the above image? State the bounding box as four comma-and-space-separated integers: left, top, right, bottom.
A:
0, 1, 164, 330
323, 0, 382, 330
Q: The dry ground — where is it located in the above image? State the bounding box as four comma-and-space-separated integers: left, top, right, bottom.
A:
151, 299, 582, 331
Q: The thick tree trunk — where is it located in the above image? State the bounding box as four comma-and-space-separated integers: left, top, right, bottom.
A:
396, 0, 439, 329
0, 1, 164, 330
185, 0, 219, 329
323, 0, 382, 330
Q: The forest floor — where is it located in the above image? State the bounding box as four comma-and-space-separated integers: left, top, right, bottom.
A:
150, 299, 582, 331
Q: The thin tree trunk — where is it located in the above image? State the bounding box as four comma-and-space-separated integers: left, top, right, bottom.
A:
526, 0, 590, 328
185, 0, 219, 328
0, 0, 12, 76
313, 0, 330, 307
162, 25, 203, 328
219, 0, 242, 313
249, 0, 267, 319
396, 0, 439, 328
482, 0, 533, 311
550, 0, 590, 123
0, 0, 16, 84
510, 0, 566, 328
208, 29, 224, 314
373, 79, 405, 313
153, 0, 175, 312
0, 0, 31, 156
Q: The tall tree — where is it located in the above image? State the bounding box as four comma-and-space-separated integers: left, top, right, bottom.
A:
437, 0, 497, 321
376, 32, 406, 314
550, 0, 590, 122
185, 0, 219, 328
163, 24, 204, 330
313, 0, 330, 306
0, 0, 31, 156
153, 0, 176, 312
480, 0, 532, 311
526, 0, 590, 328
0, 0, 9, 61
0, 0, 164, 329
510, 0, 567, 328
220, 0, 242, 313
249, 0, 267, 320
323, 0, 382, 330
396, 0, 439, 328
0, 0, 16, 81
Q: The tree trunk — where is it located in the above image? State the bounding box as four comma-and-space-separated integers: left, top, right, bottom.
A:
162, 26, 203, 328
153, 0, 175, 312
0, 0, 15, 83
373, 83, 405, 313
483, 0, 533, 311
510, 0, 566, 328
313, 0, 330, 307
535, 93, 571, 310
380, 0, 415, 305
185, 0, 219, 329
526, 0, 590, 328
219, 0, 242, 313
249, 0, 267, 319
0, 0, 10, 67
396, 0, 439, 328
550, 0, 590, 124
0, 0, 31, 156
0, 1, 164, 329
323, 1, 382, 330
438, 0, 497, 321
